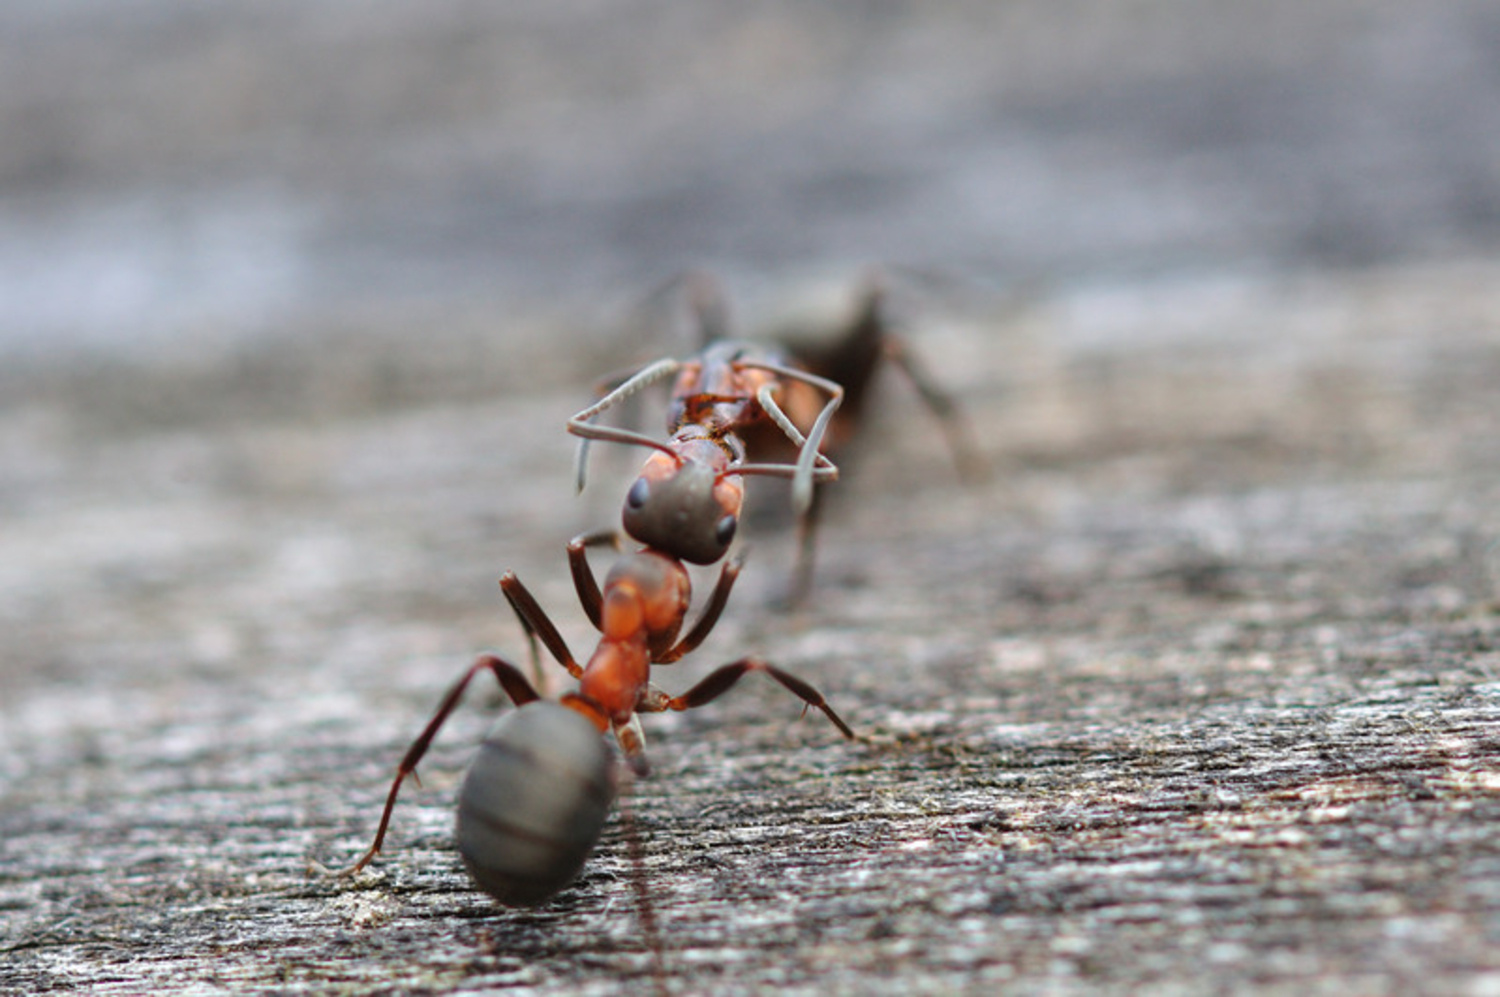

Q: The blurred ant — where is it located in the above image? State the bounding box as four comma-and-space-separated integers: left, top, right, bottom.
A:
569, 273, 845, 569
345, 527, 853, 906
766, 272, 988, 482
573, 270, 985, 598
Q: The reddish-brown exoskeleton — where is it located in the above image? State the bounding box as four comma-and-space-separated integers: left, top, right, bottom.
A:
569, 291, 846, 568
346, 525, 854, 905
504, 527, 853, 764
570, 271, 984, 599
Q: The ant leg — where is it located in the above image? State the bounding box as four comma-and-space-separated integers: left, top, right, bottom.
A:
787, 487, 826, 607
683, 269, 732, 346
567, 530, 622, 631
613, 714, 652, 777
756, 379, 842, 516
879, 335, 990, 483
633, 268, 730, 350
744, 358, 847, 425
738, 360, 844, 515
734, 386, 842, 515
568, 358, 683, 493
346, 654, 540, 874
656, 555, 743, 664
651, 657, 855, 740
500, 572, 584, 683
732, 365, 846, 501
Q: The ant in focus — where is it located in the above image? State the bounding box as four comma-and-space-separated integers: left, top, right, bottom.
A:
344, 527, 854, 906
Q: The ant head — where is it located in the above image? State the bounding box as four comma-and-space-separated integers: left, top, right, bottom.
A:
622, 445, 744, 565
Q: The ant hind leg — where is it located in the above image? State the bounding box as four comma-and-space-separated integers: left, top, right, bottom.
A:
658, 656, 855, 740
345, 654, 542, 875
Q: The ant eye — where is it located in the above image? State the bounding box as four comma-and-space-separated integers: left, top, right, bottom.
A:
714, 514, 737, 547
626, 478, 650, 510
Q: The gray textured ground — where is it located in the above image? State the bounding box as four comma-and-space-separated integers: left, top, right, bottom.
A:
3, 3, 1500, 995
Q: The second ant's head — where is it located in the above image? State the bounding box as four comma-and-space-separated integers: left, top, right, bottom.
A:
622, 434, 744, 565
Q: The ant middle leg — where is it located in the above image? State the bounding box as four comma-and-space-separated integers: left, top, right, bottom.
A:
613, 713, 652, 778
347, 654, 541, 874
879, 333, 989, 483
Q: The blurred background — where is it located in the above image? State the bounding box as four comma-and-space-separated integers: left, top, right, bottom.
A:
6, 0, 1500, 725
5, 0, 1498, 378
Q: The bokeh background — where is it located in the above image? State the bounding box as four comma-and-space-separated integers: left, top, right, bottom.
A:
7, 1, 1498, 366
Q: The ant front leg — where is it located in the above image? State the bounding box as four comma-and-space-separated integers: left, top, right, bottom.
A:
643, 656, 855, 740
655, 554, 743, 664
567, 529, 623, 631
788, 489, 827, 609
500, 571, 585, 689
347, 654, 541, 875
742, 362, 844, 517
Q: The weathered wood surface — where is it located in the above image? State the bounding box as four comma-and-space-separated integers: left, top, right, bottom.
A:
4, 3, 1500, 995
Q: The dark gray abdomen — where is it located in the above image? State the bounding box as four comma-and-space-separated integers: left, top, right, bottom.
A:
455, 701, 615, 906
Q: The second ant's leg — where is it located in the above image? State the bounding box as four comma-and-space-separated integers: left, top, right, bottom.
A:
500, 572, 584, 689
684, 269, 732, 346
656, 554, 743, 663
880, 335, 989, 483
346, 654, 540, 875
746, 364, 844, 516
647, 657, 855, 740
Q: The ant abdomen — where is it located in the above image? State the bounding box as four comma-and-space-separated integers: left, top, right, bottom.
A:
455, 701, 616, 906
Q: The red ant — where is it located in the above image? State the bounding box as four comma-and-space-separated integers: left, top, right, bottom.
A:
569, 271, 985, 596
345, 529, 853, 906
568, 277, 846, 568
